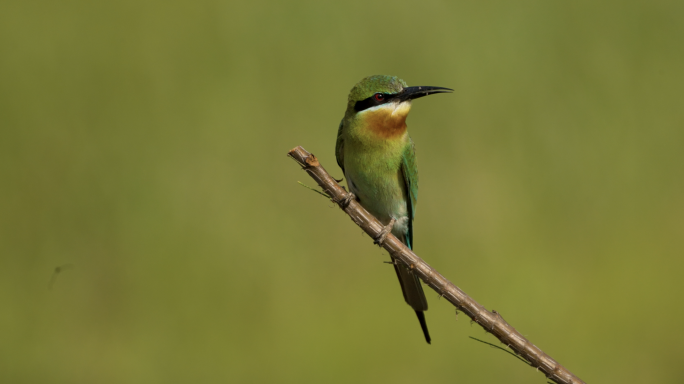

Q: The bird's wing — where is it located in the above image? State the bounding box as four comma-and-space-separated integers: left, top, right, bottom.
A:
335, 119, 345, 173
400, 138, 419, 249
396, 138, 429, 342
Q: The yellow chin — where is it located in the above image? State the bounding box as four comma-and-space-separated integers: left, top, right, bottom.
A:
390, 101, 412, 119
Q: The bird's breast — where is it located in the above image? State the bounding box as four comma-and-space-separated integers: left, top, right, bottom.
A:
344, 145, 409, 237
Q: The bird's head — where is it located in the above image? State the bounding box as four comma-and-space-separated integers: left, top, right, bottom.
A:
345, 75, 452, 139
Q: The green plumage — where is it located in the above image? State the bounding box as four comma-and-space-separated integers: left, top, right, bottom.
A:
336, 75, 430, 343
345, 75, 407, 107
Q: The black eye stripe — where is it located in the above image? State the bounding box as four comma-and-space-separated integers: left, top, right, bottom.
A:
354, 93, 395, 112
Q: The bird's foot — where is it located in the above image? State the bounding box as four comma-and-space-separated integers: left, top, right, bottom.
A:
374, 218, 396, 246
335, 192, 356, 208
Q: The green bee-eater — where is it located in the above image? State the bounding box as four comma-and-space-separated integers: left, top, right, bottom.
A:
335, 75, 452, 344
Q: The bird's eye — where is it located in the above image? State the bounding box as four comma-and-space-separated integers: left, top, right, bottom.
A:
374, 93, 384, 101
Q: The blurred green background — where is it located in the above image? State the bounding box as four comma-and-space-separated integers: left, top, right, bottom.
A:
1, 1, 683, 383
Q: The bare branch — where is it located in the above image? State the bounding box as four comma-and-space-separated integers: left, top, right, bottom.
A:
288, 145, 586, 384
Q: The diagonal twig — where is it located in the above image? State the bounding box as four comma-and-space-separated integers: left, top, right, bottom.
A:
297, 181, 331, 199
288, 145, 585, 384
469, 336, 531, 365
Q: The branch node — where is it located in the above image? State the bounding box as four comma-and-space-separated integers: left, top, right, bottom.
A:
305, 153, 319, 167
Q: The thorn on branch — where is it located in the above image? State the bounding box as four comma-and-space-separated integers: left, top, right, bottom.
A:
492, 309, 505, 322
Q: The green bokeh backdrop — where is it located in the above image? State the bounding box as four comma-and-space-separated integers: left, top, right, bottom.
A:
2, 1, 683, 383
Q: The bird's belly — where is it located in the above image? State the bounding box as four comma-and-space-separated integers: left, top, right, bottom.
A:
345, 163, 409, 239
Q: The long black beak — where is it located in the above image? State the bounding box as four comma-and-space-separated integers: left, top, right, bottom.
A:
398, 86, 453, 101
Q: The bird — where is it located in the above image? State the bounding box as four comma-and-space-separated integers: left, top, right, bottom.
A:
335, 75, 452, 344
